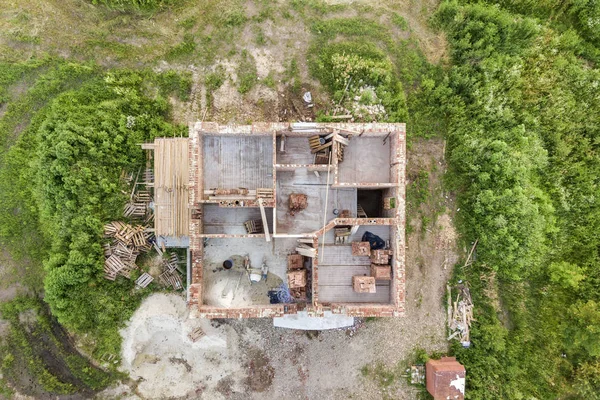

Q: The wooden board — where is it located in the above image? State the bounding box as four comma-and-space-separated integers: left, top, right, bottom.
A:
153, 138, 190, 237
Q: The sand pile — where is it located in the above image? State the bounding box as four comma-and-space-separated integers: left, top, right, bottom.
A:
119, 293, 245, 399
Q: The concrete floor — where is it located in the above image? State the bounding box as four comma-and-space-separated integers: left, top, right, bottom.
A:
317, 245, 390, 303
276, 136, 315, 164
203, 204, 274, 235
203, 136, 273, 190
276, 169, 357, 234
338, 137, 391, 183
202, 237, 302, 306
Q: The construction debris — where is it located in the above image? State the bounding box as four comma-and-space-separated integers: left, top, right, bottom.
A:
158, 252, 184, 291
371, 249, 393, 265
410, 365, 426, 384
287, 269, 308, 289
188, 327, 205, 342
288, 193, 308, 216
352, 242, 371, 256
447, 284, 474, 347
287, 254, 304, 270
352, 276, 376, 293
370, 264, 392, 280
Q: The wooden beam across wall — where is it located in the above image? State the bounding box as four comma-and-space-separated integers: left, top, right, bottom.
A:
258, 198, 271, 242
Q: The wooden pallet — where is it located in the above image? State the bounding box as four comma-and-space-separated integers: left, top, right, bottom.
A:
135, 272, 154, 288
244, 219, 264, 234
256, 188, 274, 199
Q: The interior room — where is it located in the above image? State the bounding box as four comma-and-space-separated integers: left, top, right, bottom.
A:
337, 137, 391, 184
203, 135, 273, 191
357, 189, 384, 218
317, 243, 391, 304
276, 169, 357, 234
201, 237, 314, 307
202, 204, 274, 235
276, 136, 315, 164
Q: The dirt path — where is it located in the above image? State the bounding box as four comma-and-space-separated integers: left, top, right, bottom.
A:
98, 139, 458, 400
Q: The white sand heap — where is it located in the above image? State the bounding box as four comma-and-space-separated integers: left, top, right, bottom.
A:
119, 293, 245, 399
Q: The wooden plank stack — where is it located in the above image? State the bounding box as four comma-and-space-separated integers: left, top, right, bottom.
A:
447, 284, 474, 345
244, 219, 264, 234
334, 227, 351, 244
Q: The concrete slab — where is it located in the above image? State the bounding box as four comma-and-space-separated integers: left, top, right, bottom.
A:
338, 137, 391, 183
203, 136, 273, 190
273, 311, 355, 330
276, 170, 357, 234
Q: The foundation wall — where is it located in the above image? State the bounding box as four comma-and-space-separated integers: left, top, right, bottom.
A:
188, 122, 407, 317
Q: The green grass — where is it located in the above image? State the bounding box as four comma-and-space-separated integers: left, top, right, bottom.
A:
237, 50, 258, 94
391, 13, 409, 30
165, 33, 196, 61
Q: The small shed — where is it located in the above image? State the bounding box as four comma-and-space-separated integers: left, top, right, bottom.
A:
426, 357, 465, 400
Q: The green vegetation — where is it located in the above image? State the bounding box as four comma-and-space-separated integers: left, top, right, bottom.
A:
308, 17, 413, 122
406, 170, 430, 233
0, 296, 116, 395
0, 60, 187, 369
1, 0, 599, 397
237, 50, 258, 94
429, 1, 600, 398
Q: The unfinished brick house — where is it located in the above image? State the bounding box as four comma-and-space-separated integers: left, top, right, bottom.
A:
147, 122, 406, 321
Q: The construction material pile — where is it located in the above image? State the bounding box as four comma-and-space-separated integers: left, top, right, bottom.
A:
103, 221, 154, 280
447, 284, 474, 347
103, 174, 155, 282
308, 132, 348, 164
159, 252, 183, 290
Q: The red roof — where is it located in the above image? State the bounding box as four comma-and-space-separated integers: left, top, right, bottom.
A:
426, 357, 466, 400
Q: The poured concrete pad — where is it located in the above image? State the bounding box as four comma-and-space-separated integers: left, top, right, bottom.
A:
273, 311, 354, 330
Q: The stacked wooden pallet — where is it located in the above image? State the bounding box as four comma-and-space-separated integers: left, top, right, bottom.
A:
159, 269, 183, 290
135, 272, 154, 289
103, 221, 154, 280
157, 252, 183, 290
256, 188, 274, 199
124, 190, 153, 219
